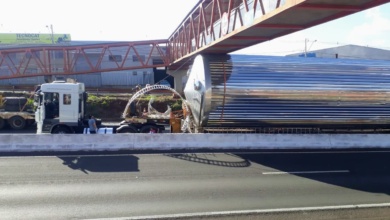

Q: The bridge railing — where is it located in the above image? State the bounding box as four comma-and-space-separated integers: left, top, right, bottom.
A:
167, 0, 286, 65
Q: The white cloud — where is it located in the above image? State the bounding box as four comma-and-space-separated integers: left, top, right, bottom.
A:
346, 7, 390, 48
234, 32, 307, 56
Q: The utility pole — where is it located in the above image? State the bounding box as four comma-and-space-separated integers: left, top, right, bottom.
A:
45, 24, 55, 82
304, 38, 308, 57
304, 38, 317, 57
46, 24, 54, 44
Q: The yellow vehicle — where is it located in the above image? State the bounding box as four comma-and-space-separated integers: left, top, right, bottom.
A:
0, 96, 35, 130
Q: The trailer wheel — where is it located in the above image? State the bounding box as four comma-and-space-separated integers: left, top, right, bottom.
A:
140, 125, 159, 133
116, 125, 137, 133
0, 117, 4, 130
52, 127, 71, 134
8, 116, 26, 130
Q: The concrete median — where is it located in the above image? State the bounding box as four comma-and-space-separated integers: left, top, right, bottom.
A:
1, 133, 390, 152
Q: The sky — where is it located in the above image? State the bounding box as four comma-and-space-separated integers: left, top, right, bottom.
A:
1, 0, 390, 56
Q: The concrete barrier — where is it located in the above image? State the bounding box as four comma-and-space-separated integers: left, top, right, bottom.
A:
0, 133, 390, 152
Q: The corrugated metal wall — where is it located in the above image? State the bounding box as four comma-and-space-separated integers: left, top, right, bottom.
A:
0, 76, 45, 86
101, 69, 154, 86
69, 73, 102, 87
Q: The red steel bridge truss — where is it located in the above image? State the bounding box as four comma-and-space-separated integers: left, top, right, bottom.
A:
0, 40, 169, 80
167, 0, 390, 69
1, 0, 390, 80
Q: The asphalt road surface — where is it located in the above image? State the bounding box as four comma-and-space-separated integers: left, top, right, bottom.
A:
1, 151, 390, 219
0, 125, 36, 133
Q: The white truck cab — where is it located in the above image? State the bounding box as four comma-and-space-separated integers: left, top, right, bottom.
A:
34, 80, 168, 134
35, 81, 87, 134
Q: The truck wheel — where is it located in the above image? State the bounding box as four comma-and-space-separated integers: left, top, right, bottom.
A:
8, 116, 26, 130
0, 117, 4, 130
116, 125, 137, 133
140, 125, 159, 133
52, 127, 70, 134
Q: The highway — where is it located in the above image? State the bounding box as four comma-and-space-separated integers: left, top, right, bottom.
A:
1, 151, 390, 219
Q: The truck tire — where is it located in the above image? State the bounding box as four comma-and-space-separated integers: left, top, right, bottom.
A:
8, 116, 26, 130
0, 117, 4, 130
52, 127, 71, 134
140, 125, 159, 133
116, 125, 138, 133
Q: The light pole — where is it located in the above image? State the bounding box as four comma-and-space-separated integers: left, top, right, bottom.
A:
304, 38, 317, 57
46, 24, 54, 44
45, 24, 55, 82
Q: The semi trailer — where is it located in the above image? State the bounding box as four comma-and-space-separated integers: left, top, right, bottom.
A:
35, 54, 390, 134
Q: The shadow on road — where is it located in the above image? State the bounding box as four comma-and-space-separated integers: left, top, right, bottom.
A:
237, 151, 390, 195
58, 155, 139, 174
166, 153, 251, 168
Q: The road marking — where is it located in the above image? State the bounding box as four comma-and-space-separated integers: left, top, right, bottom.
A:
235, 150, 390, 154
262, 170, 350, 175
84, 203, 390, 220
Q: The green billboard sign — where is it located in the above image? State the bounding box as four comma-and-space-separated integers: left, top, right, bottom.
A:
0, 33, 71, 44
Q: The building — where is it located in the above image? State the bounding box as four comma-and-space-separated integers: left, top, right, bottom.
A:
288, 44, 390, 61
